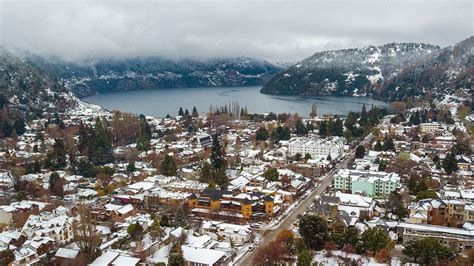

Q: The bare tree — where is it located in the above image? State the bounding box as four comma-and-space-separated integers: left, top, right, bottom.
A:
72, 204, 101, 263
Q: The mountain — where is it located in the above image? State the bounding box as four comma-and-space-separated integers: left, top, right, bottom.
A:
260, 42, 441, 100
379, 36, 474, 101
0, 49, 76, 119
261, 37, 474, 102
27, 56, 284, 98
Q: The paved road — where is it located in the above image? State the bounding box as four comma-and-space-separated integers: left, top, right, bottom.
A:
236, 134, 373, 265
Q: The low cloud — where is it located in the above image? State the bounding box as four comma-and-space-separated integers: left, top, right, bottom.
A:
1, 0, 472, 62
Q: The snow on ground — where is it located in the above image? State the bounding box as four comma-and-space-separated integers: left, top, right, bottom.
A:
365, 52, 382, 64
366, 67, 383, 85
313, 250, 402, 266
344, 71, 360, 82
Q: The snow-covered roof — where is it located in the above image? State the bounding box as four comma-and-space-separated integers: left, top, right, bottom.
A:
398, 222, 474, 237
336, 192, 373, 208
111, 255, 141, 265
55, 248, 79, 259
182, 245, 226, 265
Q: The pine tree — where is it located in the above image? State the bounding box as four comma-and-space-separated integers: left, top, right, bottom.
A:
192, 106, 199, 117
137, 115, 151, 151
409, 111, 421, 125
77, 122, 89, 153
345, 111, 358, 130
46, 138, 68, 170
76, 160, 96, 178
126, 161, 136, 172
49, 172, 64, 197
174, 207, 187, 228
332, 116, 344, 136
178, 107, 184, 116
355, 145, 366, 158
184, 109, 190, 117
359, 104, 368, 127
318, 121, 328, 137
295, 120, 307, 136
368, 106, 380, 126
210, 134, 225, 171
0, 93, 8, 108
442, 152, 458, 175
382, 136, 395, 151
199, 162, 213, 183
160, 155, 177, 176
256, 127, 269, 141
88, 117, 113, 165
13, 117, 26, 136
53, 112, 65, 129
374, 140, 383, 151
214, 169, 229, 189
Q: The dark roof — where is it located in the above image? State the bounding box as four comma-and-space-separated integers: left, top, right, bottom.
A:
202, 188, 232, 200
321, 195, 340, 204
189, 194, 197, 199
242, 198, 252, 205
263, 195, 274, 202
250, 191, 265, 198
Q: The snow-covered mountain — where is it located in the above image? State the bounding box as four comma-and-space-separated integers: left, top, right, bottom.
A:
261, 36, 474, 101
260, 42, 440, 99
380, 36, 473, 101
0, 49, 77, 118
26, 56, 284, 98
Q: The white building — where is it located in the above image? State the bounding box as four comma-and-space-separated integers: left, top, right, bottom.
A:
288, 137, 344, 160
21, 207, 73, 244
201, 221, 252, 245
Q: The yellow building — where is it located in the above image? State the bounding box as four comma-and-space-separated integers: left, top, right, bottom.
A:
187, 189, 275, 220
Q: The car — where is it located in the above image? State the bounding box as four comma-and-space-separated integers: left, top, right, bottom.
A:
250, 223, 260, 229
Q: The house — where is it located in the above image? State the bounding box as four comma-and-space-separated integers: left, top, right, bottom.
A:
408, 198, 447, 225
54, 247, 80, 265
148, 241, 228, 266
104, 204, 136, 223
145, 188, 190, 210
200, 221, 252, 245
312, 196, 345, 230
0, 171, 14, 189
14, 246, 40, 265
90, 250, 141, 266
182, 245, 227, 266
336, 192, 376, 222
0, 230, 26, 247
446, 200, 469, 227
456, 155, 472, 171
21, 208, 73, 244
196, 133, 212, 148
0, 201, 47, 227
23, 236, 55, 259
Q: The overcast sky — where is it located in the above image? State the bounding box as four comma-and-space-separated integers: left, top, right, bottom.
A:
1, 0, 472, 62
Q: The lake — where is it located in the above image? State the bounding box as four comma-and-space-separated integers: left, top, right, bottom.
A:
83, 86, 389, 118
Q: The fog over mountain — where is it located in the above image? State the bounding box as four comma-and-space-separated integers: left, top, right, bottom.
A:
1, 0, 472, 62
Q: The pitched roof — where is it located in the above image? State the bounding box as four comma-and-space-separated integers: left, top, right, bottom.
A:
202, 188, 232, 200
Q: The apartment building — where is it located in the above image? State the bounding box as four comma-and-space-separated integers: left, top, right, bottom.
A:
333, 169, 400, 197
